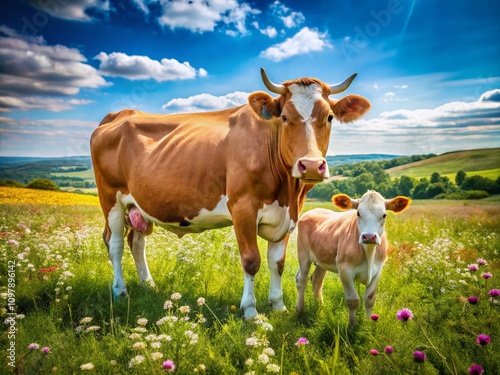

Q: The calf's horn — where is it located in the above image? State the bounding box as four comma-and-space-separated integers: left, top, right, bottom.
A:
260, 68, 286, 95
329, 73, 357, 94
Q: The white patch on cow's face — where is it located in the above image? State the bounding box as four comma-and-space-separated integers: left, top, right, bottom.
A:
356, 192, 387, 245
288, 83, 323, 139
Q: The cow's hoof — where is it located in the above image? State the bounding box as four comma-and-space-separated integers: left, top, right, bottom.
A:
142, 279, 158, 291
268, 300, 287, 312
242, 306, 258, 320
113, 285, 129, 299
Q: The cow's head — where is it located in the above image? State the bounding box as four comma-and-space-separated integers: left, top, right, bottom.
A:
332, 191, 411, 245
249, 68, 371, 183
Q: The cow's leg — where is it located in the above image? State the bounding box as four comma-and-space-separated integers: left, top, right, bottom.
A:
311, 266, 327, 304
107, 203, 127, 298
231, 202, 260, 319
267, 237, 288, 311
363, 271, 382, 318
127, 230, 155, 288
295, 254, 311, 313
339, 267, 359, 325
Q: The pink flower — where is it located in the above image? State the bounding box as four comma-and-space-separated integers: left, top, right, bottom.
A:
370, 314, 379, 321
476, 334, 491, 346
295, 337, 309, 346
369, 349, 379, 356
468, 264, 479, 272
41, 347, 51, 354
467, 296, 479, 305
477, 258, 488, 266
28, 343, 39, 350
384, 346, 394, 354
396, 308, 413, 321
162, 359, 175, 371
7, 239, 19, 246
488, 289, 500, 297
413, 350, 426, 363
468, 364, 484, 375
482, 273, 492, 280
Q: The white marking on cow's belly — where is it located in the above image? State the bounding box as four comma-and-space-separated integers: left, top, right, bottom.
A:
257, 201, 294, 242
119, 193, 233, 236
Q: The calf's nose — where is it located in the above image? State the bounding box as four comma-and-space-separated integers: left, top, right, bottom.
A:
361, 233, 378, 244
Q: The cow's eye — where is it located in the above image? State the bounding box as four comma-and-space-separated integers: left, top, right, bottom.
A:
382, 213, 387, 219
327, 114, 334, 122
281, 115, 287, 122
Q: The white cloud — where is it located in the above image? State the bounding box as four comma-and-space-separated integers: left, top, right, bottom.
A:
270, 1, 304, 28
162, 91, 249, 112
0, 97, 93, 112
479, 89, 500, 102
95, 52, 206, 81
0, 26, 109, 97
28, 0, 111, 22
252, 22, 278, 38
260, 27, 331, 62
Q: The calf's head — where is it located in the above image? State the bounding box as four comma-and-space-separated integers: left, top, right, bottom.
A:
333, 191, 411, 245
249, 68, 371, 183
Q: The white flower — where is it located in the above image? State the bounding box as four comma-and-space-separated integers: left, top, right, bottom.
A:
171, 293, 182, 301
164, 300, 174, 309
261, 322, 273, 331
151, 341, 161, 349
145, 334, 157, 341
80, 363, 94, 370
129, 333, 142, 340
157, 334, 172, 341
266, 364, 280, 373
128, 355, 145, 367
245, 337, 260, 347
133, 342, 146, 350
151, 352, 163, 361
258, 353, 270, 365
263, 348, 275, 356
197, 297, 205, 306
179, 305, 191, 314
133, 327, 147, 333
245, 358, 254, 366
85, 326, 100, 332
136, 318, 148, 326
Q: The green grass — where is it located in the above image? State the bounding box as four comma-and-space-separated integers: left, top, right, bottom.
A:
1, 195, 499, 374
387, 148, 500, 180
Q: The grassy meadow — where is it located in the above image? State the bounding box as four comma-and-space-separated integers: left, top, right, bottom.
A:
1, 187, 499, 374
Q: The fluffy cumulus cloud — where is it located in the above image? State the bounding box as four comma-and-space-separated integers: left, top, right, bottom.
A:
0, 26, 108, 112
28, 0, 111, 21
162, 91, 249, 112
270, 1, 305, 28
95, 52, 207, 81
329, 90, 500, 155
260, 27, 331, 61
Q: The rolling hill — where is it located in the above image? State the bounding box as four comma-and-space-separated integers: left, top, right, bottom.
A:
386, 148, 500, 180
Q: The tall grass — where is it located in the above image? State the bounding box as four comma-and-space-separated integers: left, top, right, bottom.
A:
1, 189, 499, 374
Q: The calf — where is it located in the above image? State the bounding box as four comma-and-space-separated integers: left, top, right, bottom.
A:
295, 190, 411, 324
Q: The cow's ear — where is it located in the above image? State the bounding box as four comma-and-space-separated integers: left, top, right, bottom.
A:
331, 95, 371, 123
332, 194, 355, 210
386, 196, 412, 213
248, 92, 280, 120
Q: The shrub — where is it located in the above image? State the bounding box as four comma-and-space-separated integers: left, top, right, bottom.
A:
464, 190, 489, 199
26, 178, 59, 191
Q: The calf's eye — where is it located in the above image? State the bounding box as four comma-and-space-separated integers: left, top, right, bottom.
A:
327, 114, 334, 122
281, 115, 287, 122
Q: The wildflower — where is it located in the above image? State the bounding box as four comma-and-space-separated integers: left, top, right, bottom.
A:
477, 258, 488, 266
467, 296, 479, 305
133, 342, 147, 350
396, 308, 414, 321
129, 333, 142, 340
468, 264, 479, 272
171, 293, 182, 301
109, 360, 117, 366
413, 351, 426, 363
266, 363, 280, 373
258, 353, 270, 365
230, 305, 237, 311
245, 358, 254, 366
246, 337, 260, 347
164, 300, 173, 309
41, 347, 51, 354
28, 343, 39, 350
179, 305, 191, 314
7, 239, 19, 246
369, 349, 379, 356
476, 334, 491, 346
129, 355, 145, 367
384, 346, 394, 354
482, 272, 492, 280
133, 327, 147, 333
151, 342, 161, 349
488, 289, 500, 297
263, 347, 275, 356
85, 326, 100, 332
157, 334, 172, 341
468, 364, 484, 375
39, 267, 57, 274
261, 322, 273, 331
80, 363, 94, 370
370, 314, 379, 321
137, 318, 148, 326
197, 297, 205, 306
162, 359, 176, 371
295, 337, 309, 346
151, 352, 164, 361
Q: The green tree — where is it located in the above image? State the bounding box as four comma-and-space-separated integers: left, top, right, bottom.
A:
430, 172, 441, 184
26, 178, 58, 191
455, 170, 467, 186
398, 175, 415, 197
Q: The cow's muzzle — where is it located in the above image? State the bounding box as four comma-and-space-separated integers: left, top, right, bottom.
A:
293, 157, 329, 183
359, 233, 381, 245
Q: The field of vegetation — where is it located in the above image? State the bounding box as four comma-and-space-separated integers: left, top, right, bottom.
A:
1, 187, 499, 374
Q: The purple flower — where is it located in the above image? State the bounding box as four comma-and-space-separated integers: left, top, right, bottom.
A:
476, 334, 491, 346
468, 364, 484, 375
295, 337, 309, 346
477, 258, 488, 266
370, 314, 379, 321
28, 343, 39, 350
488, 289, 500, 297
41, 347, 51, 354
396, 308, 414, 321
413, 350, 426, 363
467, 296, 479, 305
369, 349, 379, 356
468, 264, 479, 272
482, 272, 492, 280
384, 346, 394, 354
162, 360, 175, 371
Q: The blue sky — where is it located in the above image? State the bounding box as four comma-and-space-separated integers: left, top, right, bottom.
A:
0, 0, 499, 157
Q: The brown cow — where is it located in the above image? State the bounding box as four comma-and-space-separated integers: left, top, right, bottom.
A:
90, 68, 371, 319
295, 191, 411, 324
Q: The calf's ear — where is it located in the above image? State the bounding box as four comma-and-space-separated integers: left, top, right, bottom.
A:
248, 92, 280, 120
332, 194, 357, 210
331, 95, 371, 123
386, 196, 412, 213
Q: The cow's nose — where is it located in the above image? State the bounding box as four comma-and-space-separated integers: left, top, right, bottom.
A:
296, 158, 328, 182
361, 233, 378, 244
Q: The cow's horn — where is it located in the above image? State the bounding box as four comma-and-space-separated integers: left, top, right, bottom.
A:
260, 68, 286, 95
329, 73, 357, 94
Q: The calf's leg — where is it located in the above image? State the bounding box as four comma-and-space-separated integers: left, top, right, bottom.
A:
295, 256, 311, 313
311, 266, 327, 304
339, 267, 359, 325
363, 271, 382, 318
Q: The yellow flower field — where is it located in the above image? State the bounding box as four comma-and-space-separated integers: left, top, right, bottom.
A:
0, 186, 100, 206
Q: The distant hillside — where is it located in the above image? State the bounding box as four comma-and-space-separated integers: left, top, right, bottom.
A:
326, 154, 401, 166
387, 148, 500, 180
